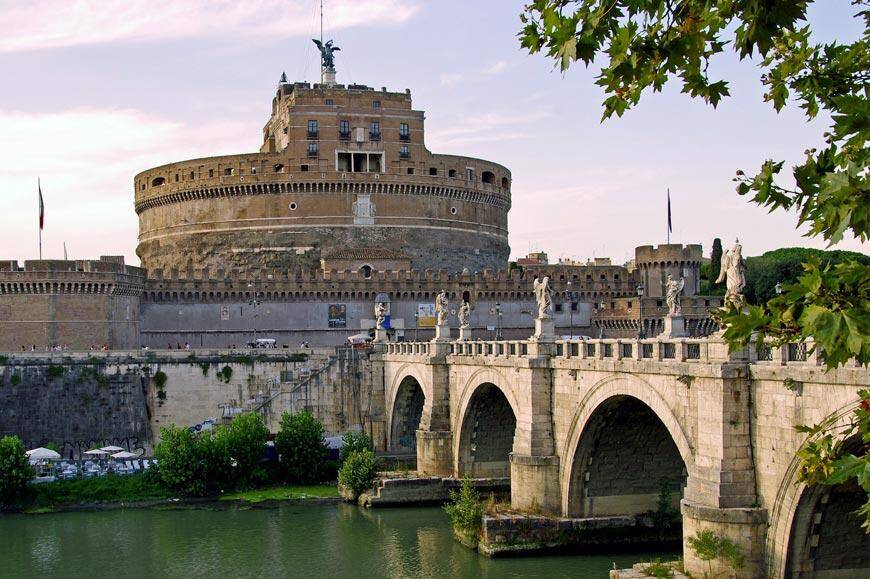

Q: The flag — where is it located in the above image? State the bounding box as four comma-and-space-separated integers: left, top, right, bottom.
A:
667, 188, 672, 234
38, 179, 44, 230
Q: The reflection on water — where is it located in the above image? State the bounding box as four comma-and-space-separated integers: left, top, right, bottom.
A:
0, 504, 676, 578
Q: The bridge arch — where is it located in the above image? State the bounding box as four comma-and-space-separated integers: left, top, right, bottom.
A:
385, 365, 430, 455
767, 401, 870, 578
561, 374, 693, 517
454, 368, 519, 478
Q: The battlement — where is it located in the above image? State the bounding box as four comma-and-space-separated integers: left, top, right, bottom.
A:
635, 244, 703, 265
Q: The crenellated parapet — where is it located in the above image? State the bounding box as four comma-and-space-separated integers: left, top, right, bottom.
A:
635, 244, 703, 297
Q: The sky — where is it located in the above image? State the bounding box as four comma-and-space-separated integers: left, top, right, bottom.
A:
0, 0, 866, 267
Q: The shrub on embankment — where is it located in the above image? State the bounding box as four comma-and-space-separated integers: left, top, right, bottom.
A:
0, 435, 34, 508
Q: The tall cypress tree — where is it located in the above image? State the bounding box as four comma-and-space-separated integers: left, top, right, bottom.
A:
710, 238, 722, 285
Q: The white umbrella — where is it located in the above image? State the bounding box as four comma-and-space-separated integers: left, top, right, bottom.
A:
26, 447, 61, 460
83, 449, 108, 456
111, 451, 138, 459
100, 446, 125, 453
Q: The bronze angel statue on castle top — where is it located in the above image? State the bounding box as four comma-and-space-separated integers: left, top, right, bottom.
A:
312, 39, 340, 69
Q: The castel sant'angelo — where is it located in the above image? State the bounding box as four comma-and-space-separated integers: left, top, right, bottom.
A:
0, 44, 718, 350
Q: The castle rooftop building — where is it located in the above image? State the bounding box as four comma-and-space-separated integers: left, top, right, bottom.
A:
135, 81, 511, 274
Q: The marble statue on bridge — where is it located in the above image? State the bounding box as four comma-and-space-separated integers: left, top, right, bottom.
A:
435, 291, 449, 326
716, 238, 746, 308
374, 302, 387, 330
533, 276, 554, 319
458, 301, 471, 328
666, 275, 685, 316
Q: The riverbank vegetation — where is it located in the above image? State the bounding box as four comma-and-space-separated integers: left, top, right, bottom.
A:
337, 431, 379, 502
1, 410, 352, 513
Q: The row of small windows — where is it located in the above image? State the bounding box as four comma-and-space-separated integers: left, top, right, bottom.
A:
146, 164, 508, 189
305, 120, 410, 141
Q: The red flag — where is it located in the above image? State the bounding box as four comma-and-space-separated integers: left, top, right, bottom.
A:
38, 179, 44, 230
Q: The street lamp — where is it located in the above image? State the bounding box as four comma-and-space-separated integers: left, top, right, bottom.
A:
495, 302, 503, 340
414, 310, 419, 342
598, 300, 606, 339
636, 283, 645, 339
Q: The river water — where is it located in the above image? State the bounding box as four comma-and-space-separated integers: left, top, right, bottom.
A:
0, 504, 675, 578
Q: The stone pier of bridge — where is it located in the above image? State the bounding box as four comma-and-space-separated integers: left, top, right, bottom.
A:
377, 337, 869, 578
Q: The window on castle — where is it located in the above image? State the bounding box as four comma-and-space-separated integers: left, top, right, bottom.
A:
251, 166, 258, 174
407, 167, 414, 175
400, 144, 409, 159
429, 167, 437, 176
308, 120, 318, 138
300, 164, 309, 172
399, 123, 409, 139
360, 265, 372, 278
555, 303, 563, 313
151, 177, 165, 187
339, 120, 350, 137
189, 171, 195, 180
325, 98, 334, 106
308, 142, 319, 157
600, 274, 606, 280
273, 164, 284, 173
466, 168, 475, 181
224, 168, 234, 176
372, 100, 381, 109
448, 169, 457, 178
370, 121, 381, 139
208, 169, 214, 178
174, 173, 179, 182
656, 299, 663, 307
482, 171, 495, 184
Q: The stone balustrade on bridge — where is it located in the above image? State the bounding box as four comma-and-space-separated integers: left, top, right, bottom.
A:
375, 335, 868, 578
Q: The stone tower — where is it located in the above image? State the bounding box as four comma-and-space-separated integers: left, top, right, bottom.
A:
635, 244, 702, 298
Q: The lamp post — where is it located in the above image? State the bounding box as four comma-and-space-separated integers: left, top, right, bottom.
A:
566, 281, 576, 337
495, 302, 503, 340
598, 300, 606, 339
414, 310, 419, 342
636, 282, 645, 339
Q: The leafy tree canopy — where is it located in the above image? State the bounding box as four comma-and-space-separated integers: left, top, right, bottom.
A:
519, 0, 869, 529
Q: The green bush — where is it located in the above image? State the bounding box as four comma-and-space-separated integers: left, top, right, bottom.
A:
217, 365, 233, 383
340, 431, 372, 463
444, 477, 484, 543
10, 374, 21, 386
154, 425, 231, 496
47, 365, 64, 378
218, 413, 269, 488
30, 473, 170, 507
688, 529, 745, 576
0, 435, 34, 507
275, 410, 328, 484
338, 449, 380, 500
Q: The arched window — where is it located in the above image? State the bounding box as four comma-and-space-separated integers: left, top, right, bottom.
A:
501, 177, 509, 189
482, 171, 495, 184
151, 177, 166, 187
360, 265, 373, 279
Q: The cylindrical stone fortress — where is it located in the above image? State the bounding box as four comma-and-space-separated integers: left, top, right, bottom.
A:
135, 82, 511, 273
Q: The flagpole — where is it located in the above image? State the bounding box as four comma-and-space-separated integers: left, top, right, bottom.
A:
667, 187, 671, 245
38, 178, 42, 260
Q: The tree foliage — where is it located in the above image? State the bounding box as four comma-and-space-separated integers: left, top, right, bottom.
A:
519, 0, 869, 368
154, 425, 232, 496
339, 431, 373, 463
218, 412, 269, 488
519, 0, 869, 532
0, 435, 34, 507
337, 449, 380, 501
710, 238, 723, 288
275, 410, 328, 484
743, 247, 869, 304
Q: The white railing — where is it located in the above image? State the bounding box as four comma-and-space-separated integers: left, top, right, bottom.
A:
381, 337, 825, 366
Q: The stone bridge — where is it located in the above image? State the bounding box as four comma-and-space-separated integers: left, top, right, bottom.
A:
376, 336, 868, 578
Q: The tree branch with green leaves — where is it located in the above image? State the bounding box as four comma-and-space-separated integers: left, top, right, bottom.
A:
519, 0, 869, 529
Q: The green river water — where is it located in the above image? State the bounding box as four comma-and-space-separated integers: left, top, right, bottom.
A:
0, 504, 676, 578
